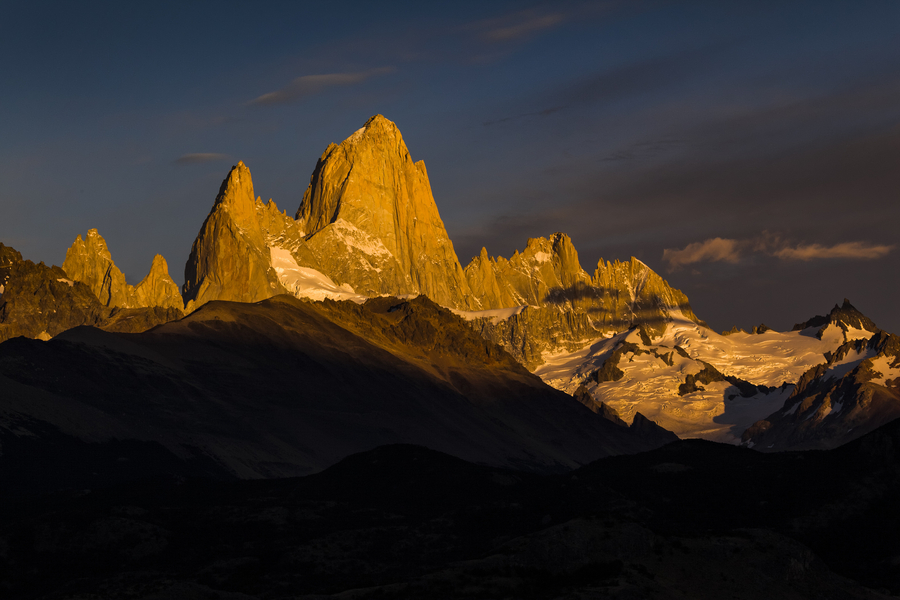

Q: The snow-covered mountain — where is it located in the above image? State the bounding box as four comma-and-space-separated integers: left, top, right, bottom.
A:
533, 301, 891, 445
743, 301, 899, 450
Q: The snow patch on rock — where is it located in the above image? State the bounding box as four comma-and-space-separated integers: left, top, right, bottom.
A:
450, 305, 527, 325
825, 347, 876, 381
843, 325, 876, 341
269, 246, 367, 304
869, 355, 900, 386
330, 219, 394, 261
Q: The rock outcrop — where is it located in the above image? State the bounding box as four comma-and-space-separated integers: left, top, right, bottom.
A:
462, 234, 705, 368
133, 254, 183, 311
791, 298, 880, 338
62, 229, 133, 308
294, 115, 476, 309
63, 229, 183, 311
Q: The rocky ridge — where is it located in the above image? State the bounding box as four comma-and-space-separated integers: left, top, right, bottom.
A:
461, 234, 705, 368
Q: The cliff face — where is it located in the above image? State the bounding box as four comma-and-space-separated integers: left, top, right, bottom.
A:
62, 229, 133, 308
133, 254, 183, 311
295, 115, 475, 309
62, 229, 183, 311
182, 162, 288, 309
462, 234, 705, 368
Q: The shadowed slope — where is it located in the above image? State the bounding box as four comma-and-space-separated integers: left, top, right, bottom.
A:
0, 294, 672, 496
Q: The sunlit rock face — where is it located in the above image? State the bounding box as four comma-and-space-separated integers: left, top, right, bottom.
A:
462, 233, 705, 368
295, 115, 476, 310
63, 229, 133, 308
63, 229, 182, 311
133, 254, 183, 311
182, 162, 288, 309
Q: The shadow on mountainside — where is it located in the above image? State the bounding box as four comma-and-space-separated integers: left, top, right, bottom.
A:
543, 281, 608, 304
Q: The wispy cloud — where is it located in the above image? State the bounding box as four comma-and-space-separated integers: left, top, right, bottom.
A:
473, 9, 566, 42
248, 67, 395, 106
662, 238, 742, 270
174, 153, 229, 166
663, 234, 894, 270
773, 241, 894, 261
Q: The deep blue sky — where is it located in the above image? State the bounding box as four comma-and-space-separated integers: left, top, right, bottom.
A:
2, 1, 899, 333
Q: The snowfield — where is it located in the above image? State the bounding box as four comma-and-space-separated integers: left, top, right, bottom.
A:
534, 311, 869, 444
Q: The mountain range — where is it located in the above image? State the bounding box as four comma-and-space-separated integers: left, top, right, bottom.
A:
2, 113, 899, 598
3, 115, 896, 461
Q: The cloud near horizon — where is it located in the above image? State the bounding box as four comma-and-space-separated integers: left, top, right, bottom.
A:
248, 67, 395, 106
663, 235, 894, 271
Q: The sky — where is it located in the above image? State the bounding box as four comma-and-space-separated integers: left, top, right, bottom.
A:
2, 0, 899, 334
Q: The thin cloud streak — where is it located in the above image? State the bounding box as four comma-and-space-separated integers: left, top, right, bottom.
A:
174, 153, 229, 166
248, 67, 395, 106
774, 242, 894, 261
663, 235, 894, 270
467, 9, 566, 43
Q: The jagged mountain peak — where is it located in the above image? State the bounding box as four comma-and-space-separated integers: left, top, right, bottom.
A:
63, 228, 128, 307
791, 298, 879, 338
183, 161, 286, 308
296, 114, 418, 230
291, 115, 475, 310
212, 160, 258, 223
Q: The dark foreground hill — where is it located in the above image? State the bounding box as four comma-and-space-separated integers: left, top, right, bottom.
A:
0, 293, 672, 497
1, 419, 899, 599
